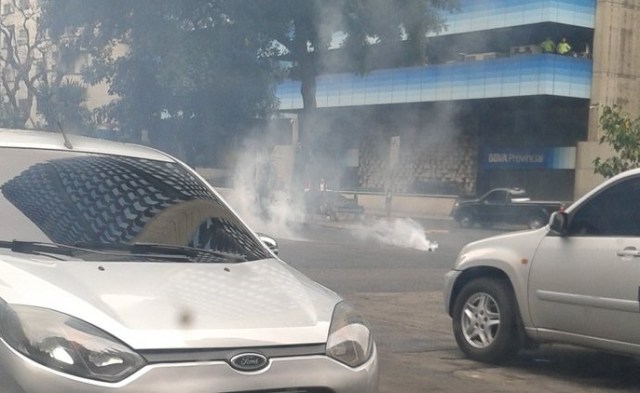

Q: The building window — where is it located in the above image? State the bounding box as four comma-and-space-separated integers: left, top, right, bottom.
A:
2, 3, 13, 15
3, 68, 15, 82
4, 25, 15, 47
17, 29, 27, 45
18, 99, 29, 114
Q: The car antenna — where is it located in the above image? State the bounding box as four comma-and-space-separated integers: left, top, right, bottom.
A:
57, 121, 73, 149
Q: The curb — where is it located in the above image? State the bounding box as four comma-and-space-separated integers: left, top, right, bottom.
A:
306, 212, 454, 231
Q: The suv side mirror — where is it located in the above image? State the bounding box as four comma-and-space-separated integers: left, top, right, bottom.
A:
549, 211, 568, 235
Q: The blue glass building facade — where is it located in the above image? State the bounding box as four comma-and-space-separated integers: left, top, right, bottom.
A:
277, 55, 591, 110
276, 0, 596, 199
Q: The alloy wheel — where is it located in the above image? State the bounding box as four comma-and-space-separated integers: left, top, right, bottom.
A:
460, 292, 501, 349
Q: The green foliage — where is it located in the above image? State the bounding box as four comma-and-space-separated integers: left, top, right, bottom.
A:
342, 0, 459, 71
36, 79, 92, 133
42, 0, 283, 166
0, 103, 24, 129
40, 0, 459, 164
593, 105, 640, 178
257, 0, 459, 109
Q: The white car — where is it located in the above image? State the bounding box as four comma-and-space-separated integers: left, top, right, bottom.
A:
445, 167, 640, 363
0, 129, 378, 392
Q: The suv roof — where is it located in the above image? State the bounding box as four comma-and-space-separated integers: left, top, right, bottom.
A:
0, 128, 173, 162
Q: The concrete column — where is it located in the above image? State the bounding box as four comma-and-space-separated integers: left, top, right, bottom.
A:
575, 0, 640, 198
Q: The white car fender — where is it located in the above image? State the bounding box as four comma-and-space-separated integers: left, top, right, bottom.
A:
450, 227, 549, 328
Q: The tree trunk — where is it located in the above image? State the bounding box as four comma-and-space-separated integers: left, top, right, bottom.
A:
292, 15, 318, 189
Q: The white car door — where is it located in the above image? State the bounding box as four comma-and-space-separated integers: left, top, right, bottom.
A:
528, 175, 640, 345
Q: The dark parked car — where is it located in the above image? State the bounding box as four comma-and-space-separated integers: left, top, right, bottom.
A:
450, 188, 568, 229
305, 190, 365, 221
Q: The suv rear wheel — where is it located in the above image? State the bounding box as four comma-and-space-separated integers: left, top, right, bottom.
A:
452, 277, 520, 363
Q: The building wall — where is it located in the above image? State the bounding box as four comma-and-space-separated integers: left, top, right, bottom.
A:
356, 123, 476, 195
440, 0, 595, 34
590, 0, 640, 119
576, 0, 640, 198
277, 55, 592, 110
276, 1, 596, 200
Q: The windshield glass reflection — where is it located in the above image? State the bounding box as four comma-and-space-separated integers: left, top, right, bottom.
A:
0, 148, 270, 262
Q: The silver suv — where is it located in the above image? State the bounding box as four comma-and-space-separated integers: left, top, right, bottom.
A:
0, 129, 378, 393
444, 167, 640, 362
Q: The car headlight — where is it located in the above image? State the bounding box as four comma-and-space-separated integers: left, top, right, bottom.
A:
326, 301, 373, 367
0, 303, 145, 382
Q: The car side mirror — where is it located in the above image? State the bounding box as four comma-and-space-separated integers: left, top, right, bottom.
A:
257, 233, 279, 255
549, 211, 568, 235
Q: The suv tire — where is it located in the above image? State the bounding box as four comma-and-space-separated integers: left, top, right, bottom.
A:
452, 277, 519, 363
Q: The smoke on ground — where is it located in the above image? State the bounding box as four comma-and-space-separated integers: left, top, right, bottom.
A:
350, 217, 438, 251
221, 140, 439, 252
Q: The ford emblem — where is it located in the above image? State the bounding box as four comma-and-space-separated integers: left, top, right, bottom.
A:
229, 353, 269, 372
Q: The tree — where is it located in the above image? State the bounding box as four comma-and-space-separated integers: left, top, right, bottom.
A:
251, 0, 459, 185
0, 0, 92, 130
0, 0, 50, 127
41, 0, 283, 166
37, 78, 91, 131
255, 0, 459, 124
593, 105, 640, 178
40, 0, 459, 167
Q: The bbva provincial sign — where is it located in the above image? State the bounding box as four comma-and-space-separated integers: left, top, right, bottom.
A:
481, 147, 576, 170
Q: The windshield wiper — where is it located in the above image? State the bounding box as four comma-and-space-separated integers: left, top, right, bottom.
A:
0, 240, 158, 261
0, 240, 77, 259
0, 240, 247, 263
0, 240, 191, 262
74, 242, 248, 263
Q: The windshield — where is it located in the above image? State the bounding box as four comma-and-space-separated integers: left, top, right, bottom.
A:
0, 147, 271, 262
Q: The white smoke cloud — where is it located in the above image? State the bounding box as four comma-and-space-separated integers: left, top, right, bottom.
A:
350, 217, 438, 251
215, 115, 444, 252
222, 137, 307, 241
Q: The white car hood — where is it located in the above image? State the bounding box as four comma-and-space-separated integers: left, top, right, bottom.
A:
0, 254, 340, 349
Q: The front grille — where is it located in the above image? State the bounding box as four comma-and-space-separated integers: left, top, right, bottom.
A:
139, 344, 326, 364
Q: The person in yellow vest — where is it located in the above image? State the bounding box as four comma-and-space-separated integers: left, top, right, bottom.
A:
557, 37, 572, 55
540, 37, 555, 53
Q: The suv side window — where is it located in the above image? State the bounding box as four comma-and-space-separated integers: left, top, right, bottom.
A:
568, 176, 640, 236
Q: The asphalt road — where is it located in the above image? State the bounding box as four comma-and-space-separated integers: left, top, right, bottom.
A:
271, 218, 640, 393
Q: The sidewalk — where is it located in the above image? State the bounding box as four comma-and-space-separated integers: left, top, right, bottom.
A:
308, 208, 454, 232
368, 209, 453, 230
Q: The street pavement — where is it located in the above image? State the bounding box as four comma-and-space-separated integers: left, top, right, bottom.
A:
308, 209, 455, 232
290, 214, 640, 393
